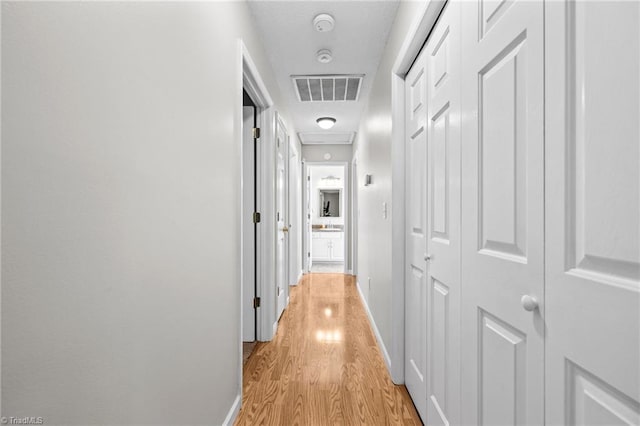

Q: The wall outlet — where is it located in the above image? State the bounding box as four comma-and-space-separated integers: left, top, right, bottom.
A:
382, 202, 388, 219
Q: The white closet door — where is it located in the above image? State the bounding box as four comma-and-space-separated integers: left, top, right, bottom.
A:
404, 44, 429, 422
546, 2, 640, 424
424, 2, 462, 425
460, 0, 545, 424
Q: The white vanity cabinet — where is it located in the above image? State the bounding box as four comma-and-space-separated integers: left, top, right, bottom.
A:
311, 231, 344, 262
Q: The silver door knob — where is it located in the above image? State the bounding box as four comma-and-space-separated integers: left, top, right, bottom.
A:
424, 253, 432, 261
521, 295, 538, 312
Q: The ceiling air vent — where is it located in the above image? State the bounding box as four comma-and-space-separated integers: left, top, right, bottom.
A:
292, 75, 363, 102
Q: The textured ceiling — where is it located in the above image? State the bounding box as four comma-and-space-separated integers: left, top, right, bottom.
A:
248, 1, 400, 144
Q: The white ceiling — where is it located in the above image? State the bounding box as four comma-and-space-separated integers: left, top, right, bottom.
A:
248, 1, 400, 144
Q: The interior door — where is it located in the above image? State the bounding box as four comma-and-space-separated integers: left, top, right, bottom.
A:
306, 173, 312, 271
545, 2, 640, 424
424, 2, 461, 425
288, 142, 299, 286
275, 117, 288, 320
242, 106, 256, 342
404, 44, 429, 422
460, 0, 545, 424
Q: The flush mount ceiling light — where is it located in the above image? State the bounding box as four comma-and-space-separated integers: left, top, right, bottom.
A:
316, 117, 336, 129
316, 49, 333, 64
313, 13, 335, 32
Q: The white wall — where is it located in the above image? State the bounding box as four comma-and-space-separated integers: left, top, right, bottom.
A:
1, 2, 289, 424
352, 1, 422, 353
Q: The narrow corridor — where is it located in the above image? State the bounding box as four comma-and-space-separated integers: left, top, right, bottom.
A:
235, 274, 421, 425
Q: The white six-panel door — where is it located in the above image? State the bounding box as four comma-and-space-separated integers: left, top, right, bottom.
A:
545, 1, 640, 424
404, 42, 429, 422
424, 2, 462, 425
460, 0, 545, 424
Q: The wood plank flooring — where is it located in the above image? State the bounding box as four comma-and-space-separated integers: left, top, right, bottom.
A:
235, 273, 422, 425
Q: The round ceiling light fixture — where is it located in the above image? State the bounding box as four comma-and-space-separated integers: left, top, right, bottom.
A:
316, 49, 333, 64
316, 117, 336, 130
313, 13, 335, 32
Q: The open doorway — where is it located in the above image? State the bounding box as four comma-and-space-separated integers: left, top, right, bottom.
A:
305, 163, 348, 274
242, 89, 258, 364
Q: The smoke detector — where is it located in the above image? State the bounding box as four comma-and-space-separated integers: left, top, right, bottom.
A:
313, 14, 335, 32
316, 49, 333, 63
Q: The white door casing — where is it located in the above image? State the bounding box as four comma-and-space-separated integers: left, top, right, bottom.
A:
424, 2, 462, 425
306, 171, 312, 272
351, 153, 358, 276
275, 115, 288, 321
404, 43, 429, 422
545, 1, 640, 424
460, 0, 545, 424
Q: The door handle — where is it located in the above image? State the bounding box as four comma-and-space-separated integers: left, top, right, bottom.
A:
521, 295, 539, 312
424, 253, 432, 261
282, 226, 289, 233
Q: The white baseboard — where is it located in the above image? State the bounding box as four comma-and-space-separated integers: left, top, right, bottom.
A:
355, 281, 392, 373
290, 270, 304, 286
222, 393, 241, 426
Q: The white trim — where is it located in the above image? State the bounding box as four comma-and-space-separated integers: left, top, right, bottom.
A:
392, 1, 447, 77
242, 42, 273, 107
390, 0, 446, 385
350, 150, 358, 277
239, 40, 276, 345
222, 394, 241, 426
238, 38, 277, 419
356, 280, 392, 371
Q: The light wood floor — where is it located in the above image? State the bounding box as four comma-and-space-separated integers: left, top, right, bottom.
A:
235, 273, 422, 425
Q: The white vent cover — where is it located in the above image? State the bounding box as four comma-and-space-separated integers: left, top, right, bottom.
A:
292, 75, 363, 102
298, 132, 355, 145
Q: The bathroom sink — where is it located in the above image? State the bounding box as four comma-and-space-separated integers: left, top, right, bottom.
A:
312, 224, 344, 231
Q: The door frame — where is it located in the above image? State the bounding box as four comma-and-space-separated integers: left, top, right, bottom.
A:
389, 0, 447, 384
303, 161, 350, 273
351, 150, 358, 276
237, 40, 279, 356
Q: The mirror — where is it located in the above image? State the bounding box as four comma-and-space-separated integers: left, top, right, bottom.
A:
319, 189, 340, 217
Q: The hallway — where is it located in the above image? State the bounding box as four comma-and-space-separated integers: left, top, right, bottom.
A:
235, 274, 420, 425
2, 1, 639, 424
